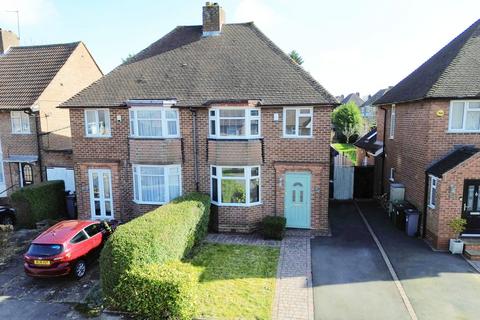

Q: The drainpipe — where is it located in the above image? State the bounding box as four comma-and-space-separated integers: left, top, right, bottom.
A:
189, 107, 200, 192
422, 172, 429, 238
379, 106, 387, 194
26, 109, 43, 182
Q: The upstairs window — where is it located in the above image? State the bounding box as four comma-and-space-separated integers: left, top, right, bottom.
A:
11, 111, 31, 134
129, 107, 179, 138
389, 105, 395, 139
283, 107, 313, 137
449, 101, 480, 132
85, 109, 111, 137
209, 108, 260, 139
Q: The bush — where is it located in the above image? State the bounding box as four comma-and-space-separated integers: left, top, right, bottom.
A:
262, 216, 286, 240
11, 180, 66, 228
117, 261, 197, 320
100, 193, 210, 317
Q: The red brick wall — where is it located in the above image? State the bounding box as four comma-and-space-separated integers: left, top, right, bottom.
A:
426, 153, 480, 249
378, 99, 480, 249
70, 104, 332, 233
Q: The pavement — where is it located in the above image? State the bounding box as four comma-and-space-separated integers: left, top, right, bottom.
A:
312, 201, 480, 320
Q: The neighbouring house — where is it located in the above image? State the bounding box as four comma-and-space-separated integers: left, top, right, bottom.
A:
359, 87, 391, 125
0, 29, 103, 198
60, 3, 337, 234
353, 128, 383, 166
374, 18, 480, 250
339, 92, 364, 106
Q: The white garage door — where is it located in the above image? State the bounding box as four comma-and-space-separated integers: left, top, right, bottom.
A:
47, 167, 75, 193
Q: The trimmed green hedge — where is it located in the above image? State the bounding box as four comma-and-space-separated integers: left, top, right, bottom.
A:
100, 193, 210, 318
262, 216, 286, 240
11, 180, 66, 228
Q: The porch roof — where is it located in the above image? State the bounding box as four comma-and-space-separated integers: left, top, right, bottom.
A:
426, 146, 479, 178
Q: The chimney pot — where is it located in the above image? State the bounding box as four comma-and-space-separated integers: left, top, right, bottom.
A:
203, 2, 225, 37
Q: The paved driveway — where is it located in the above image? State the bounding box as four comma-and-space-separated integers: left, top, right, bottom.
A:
0, 247, 101, 319
312, 201, 480, 320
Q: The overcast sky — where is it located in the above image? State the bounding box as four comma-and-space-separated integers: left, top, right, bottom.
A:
1, 0, 479, 98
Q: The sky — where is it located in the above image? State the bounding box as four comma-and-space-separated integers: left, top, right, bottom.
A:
0, 0, 479, 98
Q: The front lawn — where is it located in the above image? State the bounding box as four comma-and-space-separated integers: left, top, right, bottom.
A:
332, 143, 356, 164
189, 243, 280, 320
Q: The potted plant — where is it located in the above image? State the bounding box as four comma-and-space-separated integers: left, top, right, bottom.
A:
448, 217, 467, 254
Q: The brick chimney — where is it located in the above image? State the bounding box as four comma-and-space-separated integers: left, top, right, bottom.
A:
0, 29, 19, 54
203, 2, 225, 37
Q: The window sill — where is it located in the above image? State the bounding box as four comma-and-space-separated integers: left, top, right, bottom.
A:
129, 136, 181, 140
427, 204, 436, 210
133, 200, 166, 205
208, 137, 263, 141
446, 130, 480, 134
11, 132, 32, 135
211, 201, 262, 207
282, 135, 313, 139
85, 135, 112, 139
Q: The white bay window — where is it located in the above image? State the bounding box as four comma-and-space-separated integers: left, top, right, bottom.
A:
449, 101, 480, 132
85, 109, 110, 137
133, 165, 181, 204
11, 111, 31, 134
209, 108, 260, 138
211, 165, 260, 206
130, 107, 179, 138
283, 107, 313, 137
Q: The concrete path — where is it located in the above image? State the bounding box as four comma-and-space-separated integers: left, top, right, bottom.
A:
311, 202, 410, 320
358, 201, 480, 320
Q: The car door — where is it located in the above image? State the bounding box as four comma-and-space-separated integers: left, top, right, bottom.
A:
84, 223, 103, 249
69, 230, 91, 258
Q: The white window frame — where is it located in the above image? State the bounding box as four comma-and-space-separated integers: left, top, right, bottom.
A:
210, 165, 261, 206
84, 109, 111, 137
129, 107, 180, 138
448, 100, 480, 133
389, 105, 395, 139
389, 167, 395, 182
208, 108, 261, 139
428, 175, 439, 209
132, 164, 182, 205
11, 111, 31, 134
283, 107, 313, 138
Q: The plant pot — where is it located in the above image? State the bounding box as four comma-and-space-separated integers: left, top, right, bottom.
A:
449, 239, 464, 254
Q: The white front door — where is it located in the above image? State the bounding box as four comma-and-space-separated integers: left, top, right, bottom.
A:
88, 169, 113, 220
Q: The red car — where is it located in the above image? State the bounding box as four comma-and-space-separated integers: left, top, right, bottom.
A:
24, 220, 115, 279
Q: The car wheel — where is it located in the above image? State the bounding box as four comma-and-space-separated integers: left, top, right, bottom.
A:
73, 260, 87, 279
1, 215, 14, 225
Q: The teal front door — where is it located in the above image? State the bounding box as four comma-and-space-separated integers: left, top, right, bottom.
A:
285, 172, 311, 228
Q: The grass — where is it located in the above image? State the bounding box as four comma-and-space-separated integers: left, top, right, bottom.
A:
332, 143, 357, 164
188, 243, 280, 320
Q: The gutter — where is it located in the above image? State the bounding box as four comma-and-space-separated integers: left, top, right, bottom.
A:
422, 172, 429, 239
189, 107, 200, 192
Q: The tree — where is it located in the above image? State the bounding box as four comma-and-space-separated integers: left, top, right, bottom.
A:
289, 50, 304, 65
332, 102, 363, 143
122, 53, 135, 64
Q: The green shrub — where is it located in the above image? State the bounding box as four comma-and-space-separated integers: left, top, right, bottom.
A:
117, 261, 197, 320
100, 193, 210, 314
262, 216, 286, 240
11, 180, 66, 228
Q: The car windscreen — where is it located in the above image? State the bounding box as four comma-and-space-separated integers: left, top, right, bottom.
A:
27, 244, 63, 257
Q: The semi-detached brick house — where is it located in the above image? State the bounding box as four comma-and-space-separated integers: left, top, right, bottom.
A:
373, 19, 480, 250
60, 3, 337, 234
0, 29, 102, 198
